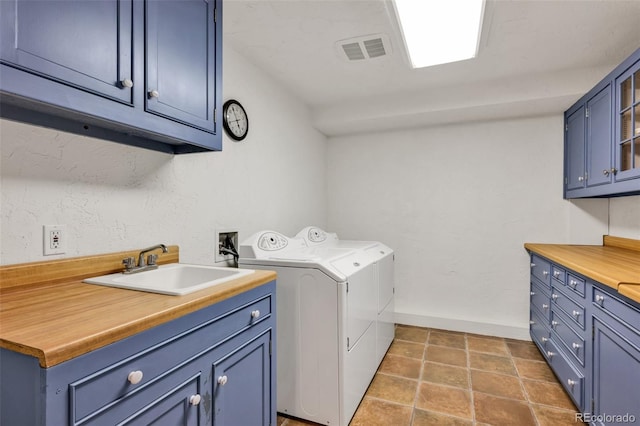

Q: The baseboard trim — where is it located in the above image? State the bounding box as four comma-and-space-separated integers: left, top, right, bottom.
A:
394, 312, 531, 341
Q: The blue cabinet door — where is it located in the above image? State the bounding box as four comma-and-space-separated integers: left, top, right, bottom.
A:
212, 331, 272, 426
586, 86, 613, 188
566, 106, 586, 192
0, 0, 133, 104
592, 317, 640, 424
145, 0, 218, 133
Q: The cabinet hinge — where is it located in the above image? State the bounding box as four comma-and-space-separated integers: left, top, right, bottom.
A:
346, 282, 349, 293
564, 177, 568, 185
565, 123, 568, 131
214, 108, 217, 124
585, 108, 589, 118
347, 337, 350, 349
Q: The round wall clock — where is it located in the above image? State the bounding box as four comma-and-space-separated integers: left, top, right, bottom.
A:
222, 99, 249, 141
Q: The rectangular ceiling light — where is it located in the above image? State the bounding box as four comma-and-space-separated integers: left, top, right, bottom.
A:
393, 0, 485, 68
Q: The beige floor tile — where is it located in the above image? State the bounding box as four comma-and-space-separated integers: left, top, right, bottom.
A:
421, 361, 469, 389
522, 379, 577, 410
532, 404, 585, 426
424, 345, 467, 367
473, 392, 536, 426
411, 409, 473, 426
378, 353, 422, 379
467, 336, 509, 355
387, 340, 425, 359
415, 382, 472, 419
469, 352, 517, 376
507, 341, 545, 361
428, 331, 466, 349
513, 357, 557, 382
350, 397, 412, 426
395, 326, 429, 344
470, 370, 525, 400
366, 373, 418, 405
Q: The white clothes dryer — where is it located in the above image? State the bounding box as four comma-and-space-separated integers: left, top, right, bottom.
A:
238, 230, 394, 426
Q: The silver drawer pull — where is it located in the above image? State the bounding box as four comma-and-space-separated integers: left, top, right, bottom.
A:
530, 291, 536, 296
569, 280, 578, 288
553, 271, 561, 277
551, 320, 559, 328
530, 263, 536, 268
127, 370, 143, 385
552, 294, 559, 300
541, 337, 549, 343
542, 304, 549, 310
543, 270, 549, 277
121, 78, 133, 88
189, 394, 202, 406
567, 379, 576, 387
572, 310, 581, 318
572, 342, 582, 350
217, 375, 228, 386
148, 89, 159, 98
251, 310, 261, 319
546, 351, 555, 358
529, 320, 535, 325
595, 295, 605, 304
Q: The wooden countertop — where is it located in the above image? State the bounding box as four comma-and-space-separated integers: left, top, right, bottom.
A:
0, 247, 276, 368
524, 236, 640, 303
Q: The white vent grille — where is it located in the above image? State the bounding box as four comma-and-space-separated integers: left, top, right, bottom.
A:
335, 34, 392, 62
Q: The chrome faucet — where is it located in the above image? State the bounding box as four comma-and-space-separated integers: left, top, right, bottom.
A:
122, 244, 168, 274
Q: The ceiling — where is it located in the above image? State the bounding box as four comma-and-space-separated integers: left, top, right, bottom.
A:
224, 0, 640, 137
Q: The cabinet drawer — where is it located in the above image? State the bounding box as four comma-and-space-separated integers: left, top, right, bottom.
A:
565, 273, 586, 298
551, 265, 565, 284
70, 294, 272, 423
593, 287, 640, 335
551, 286, 585, 330
530, 309, 551, 351
530, 280, 551, 321
546, 339, 584, 411
550, 309, 585, 366
530, 255, 551, 286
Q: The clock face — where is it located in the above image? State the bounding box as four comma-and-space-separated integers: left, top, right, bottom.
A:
223, 100, 249, 141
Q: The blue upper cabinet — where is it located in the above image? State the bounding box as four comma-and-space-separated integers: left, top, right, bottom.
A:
614, 60, 640, 182
0, 0, 222, 154
0, 0, 134, 104
564, 48, 640, 198
146, 0, 217, 133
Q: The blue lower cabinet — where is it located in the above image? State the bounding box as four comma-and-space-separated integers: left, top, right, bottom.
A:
592, 289, 640, 426
0, 281, 276, 426
528, 252, 640, 424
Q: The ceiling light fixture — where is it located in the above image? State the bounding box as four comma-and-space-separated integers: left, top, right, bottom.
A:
392, 0, 485, 69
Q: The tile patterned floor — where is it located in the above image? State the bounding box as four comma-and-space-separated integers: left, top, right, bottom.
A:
278, 325, 584, 426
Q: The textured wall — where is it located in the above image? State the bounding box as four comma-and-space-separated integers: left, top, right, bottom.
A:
0, 43, 328, 265
326, 115, 638, 339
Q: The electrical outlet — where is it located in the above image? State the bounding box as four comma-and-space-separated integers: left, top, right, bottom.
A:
43, 225, 66, 255
215, 229, 239, 263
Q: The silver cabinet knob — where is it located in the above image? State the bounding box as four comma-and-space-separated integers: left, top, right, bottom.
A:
542, 304, 549, 310
578, 176, 584, 182
552, 294, 559, 300
595, 294, 605, 304
572, 310, 581, 318
553, 270, 561, 278
541, 337, 549, 343
547, 351, 555, 358
217, 375, 228, 386
189, 394, 202, 406
529, 320, 535, 325
530, 291, 536, 296
569, 280, 578, 288
567, 379, 576, 387
530, 263, 536, 268
148, 89, 159, 98
611, 167, 617, 175
128, 370, 143, 384
251, 310, 260, 319
551, 320, 559, 328
543, 270, 549, 276
603, 169, 610, 176
572, 342, 582, 350
121, 78, 133, 88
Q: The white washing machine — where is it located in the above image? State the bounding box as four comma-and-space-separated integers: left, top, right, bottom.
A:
238, 229, 394, 426
295, 226, 395, 365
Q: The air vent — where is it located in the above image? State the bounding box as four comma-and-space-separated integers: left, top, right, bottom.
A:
335, 34, 392, 62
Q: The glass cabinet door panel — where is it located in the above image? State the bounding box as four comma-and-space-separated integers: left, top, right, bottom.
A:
621, 77, 632, 109
635, 104, 640, 138
622, 109, 632, 140
635, 138, 640, 169
635, 71, 640, 103
622, 142, 632, 171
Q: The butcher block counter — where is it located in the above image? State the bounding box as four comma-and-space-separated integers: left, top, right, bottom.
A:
524, 235, 640, 303
0, 246, 277, 368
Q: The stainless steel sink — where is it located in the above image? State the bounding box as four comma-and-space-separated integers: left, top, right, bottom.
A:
83, 263, 254, 295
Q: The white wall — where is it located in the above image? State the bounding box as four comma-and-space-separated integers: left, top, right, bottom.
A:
0, 43, 328, 265
327, 115, 639, 340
